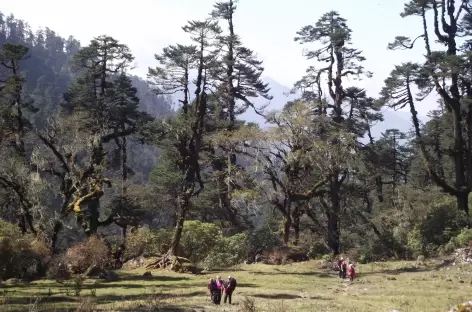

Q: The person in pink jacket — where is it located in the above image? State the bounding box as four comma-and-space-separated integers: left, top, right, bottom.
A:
214, 276, 223, 304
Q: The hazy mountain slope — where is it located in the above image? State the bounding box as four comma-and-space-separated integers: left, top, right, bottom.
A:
256, 77, 426, 139
169, 75, 426, 139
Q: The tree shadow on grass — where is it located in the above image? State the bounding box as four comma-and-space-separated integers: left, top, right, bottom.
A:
252, 293, 331, 300
1, 295, 74, 305
117, 274, 190, 282
359, 266, 430, 277
104, 307, 200, 312
96, 290, 206, 305
253, 271, 334, 278
1, 291, 208, 311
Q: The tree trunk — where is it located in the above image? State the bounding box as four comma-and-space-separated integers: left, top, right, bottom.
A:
327, 181, 341, 256
51, 221, 62, 254
170, 196, 189, 256
457, 191, 469, 218
121, 134, 127, 195
86, 199, 100, 236
326, 211, 340, 256
214, 158, 238, 226
283, 215, 292, 245
292, 204, 300, 246
280, 196, 292, 245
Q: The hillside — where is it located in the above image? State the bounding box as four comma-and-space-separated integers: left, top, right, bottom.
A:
168, 75, 426, 139
0, 12, 172, 179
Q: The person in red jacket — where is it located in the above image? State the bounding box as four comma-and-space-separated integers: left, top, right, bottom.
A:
224, 276, 237, 304
348, 263, 356, 281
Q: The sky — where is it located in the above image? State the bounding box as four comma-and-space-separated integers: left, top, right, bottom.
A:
1, 0, 437, 116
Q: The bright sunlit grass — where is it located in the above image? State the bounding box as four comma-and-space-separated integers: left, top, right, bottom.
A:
1, 259, 471, 311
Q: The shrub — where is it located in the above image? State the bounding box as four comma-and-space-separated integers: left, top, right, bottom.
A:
406, 226, 424, 258
264, 250, 283, 265
180, 220, 220, 263
307, 241, 329, 259
46, 255, 70, 280
449, 228, 472, 249
346, 247, 361, 262
420, 203, 467, 247
30, 239, 52, 275
247, 223, 281, 259
405, 203, 467, 257
65, 236, 109, 274
123, 227, 172, 260
202, 233, 248, 270
0, 220, 50, 280
357, 231, 401, 263
321, 254, 332, 261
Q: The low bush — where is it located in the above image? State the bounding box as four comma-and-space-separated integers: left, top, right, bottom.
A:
65, 236, 109, 274
307, 241, 329, 259
406, 203, 468, 257
46, 254, 70, 280
247, 222, 281, 260
449, 228, 472, 249
262, 247, 309, 266
0, 220, 51, 280
180, 220, 220, 263
202, 233, 248, 270
123, 227, 172, 260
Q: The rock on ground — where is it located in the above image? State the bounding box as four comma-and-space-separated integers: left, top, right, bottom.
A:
99, 270, 119, 282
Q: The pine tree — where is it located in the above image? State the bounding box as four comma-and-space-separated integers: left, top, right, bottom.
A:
0, 43, 38, 234
146, 19, 220, 267
386, 0, 472, 216
294, 11, 371, 255
210, 0, 272, 228
61, 35, 135, 236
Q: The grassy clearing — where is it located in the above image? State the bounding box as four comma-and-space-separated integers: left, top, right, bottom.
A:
1, 259, 471, 311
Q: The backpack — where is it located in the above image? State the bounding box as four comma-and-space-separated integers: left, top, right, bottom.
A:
209, 280, 217, 291
229, 278, 237, 289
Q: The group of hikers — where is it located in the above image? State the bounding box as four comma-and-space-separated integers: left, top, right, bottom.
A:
207, 275, 237, 305
205, 258, 353, 305
336, 257, 356, 281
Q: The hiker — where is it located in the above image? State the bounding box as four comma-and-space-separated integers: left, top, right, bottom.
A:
341, 259, 347, 279
348, 263, 356, 281
215, 276, 224, 304
207, 278, 220, 304
336, 257, 345, 279
224, 275, 237, 304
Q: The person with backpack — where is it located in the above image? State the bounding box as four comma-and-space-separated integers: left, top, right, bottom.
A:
224, 275, 237, 304
336, 257, 345, 279
207, 278, 220, 304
